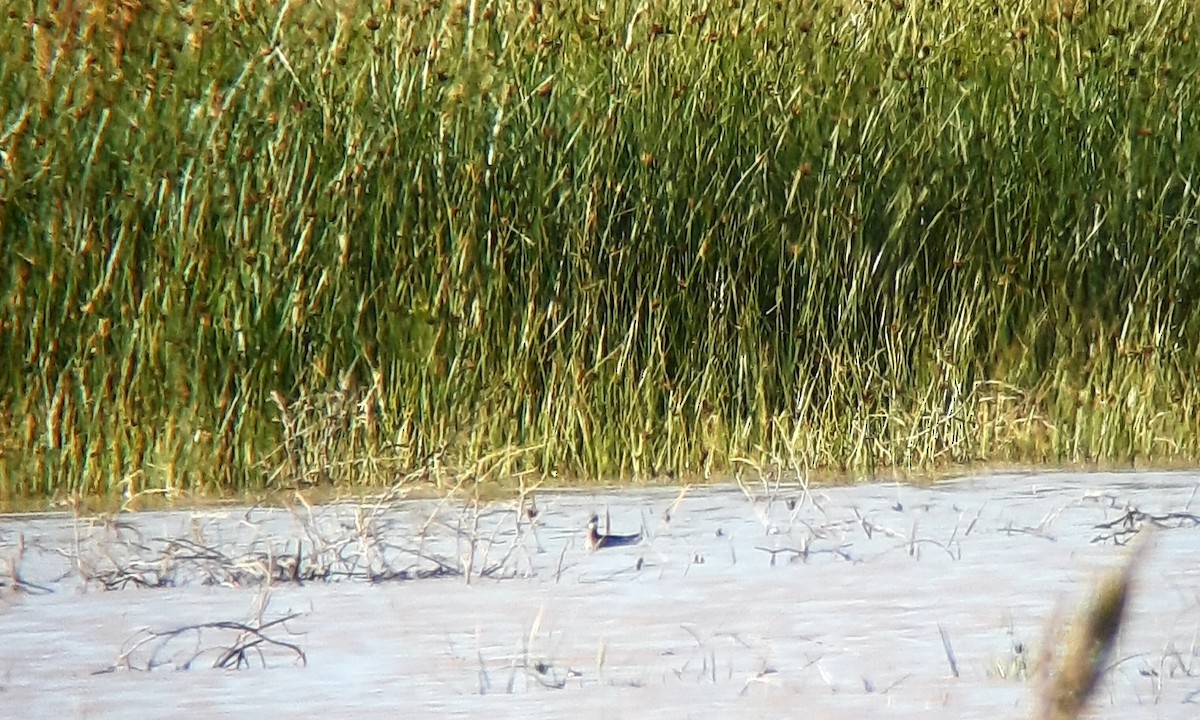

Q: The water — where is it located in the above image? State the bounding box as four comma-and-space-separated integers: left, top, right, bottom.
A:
2, 470, 1198, 718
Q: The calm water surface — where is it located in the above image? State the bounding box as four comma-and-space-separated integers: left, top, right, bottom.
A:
1, 470, 1198, 718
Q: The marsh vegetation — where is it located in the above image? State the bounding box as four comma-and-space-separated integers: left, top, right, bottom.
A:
2, 0, 1199, 499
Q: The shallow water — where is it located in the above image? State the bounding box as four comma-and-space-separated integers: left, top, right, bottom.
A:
2, 471, 1199, 718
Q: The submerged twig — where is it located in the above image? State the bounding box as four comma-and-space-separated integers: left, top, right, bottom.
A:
1091, 506, 1200, 545
97, 597, 307, 674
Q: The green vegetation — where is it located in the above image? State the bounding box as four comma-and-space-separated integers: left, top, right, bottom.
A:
2, 0, 1199, 500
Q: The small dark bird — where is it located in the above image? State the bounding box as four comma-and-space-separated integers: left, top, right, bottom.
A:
586, 514, 643, 551
523, 495, 540, 521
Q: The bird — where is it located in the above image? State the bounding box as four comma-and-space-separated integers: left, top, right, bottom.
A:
586, 513, 643, 551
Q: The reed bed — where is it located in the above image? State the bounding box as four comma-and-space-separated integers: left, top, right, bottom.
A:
2, 0, 1199, 499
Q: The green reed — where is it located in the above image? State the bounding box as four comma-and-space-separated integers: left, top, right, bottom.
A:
1, 0, 1199, 499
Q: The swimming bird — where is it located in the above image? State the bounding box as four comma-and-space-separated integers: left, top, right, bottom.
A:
586, 514, 643, 551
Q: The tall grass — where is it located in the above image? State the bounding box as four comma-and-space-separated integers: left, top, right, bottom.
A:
2, 0, 1199, 499
1036, 532, 1149, 720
